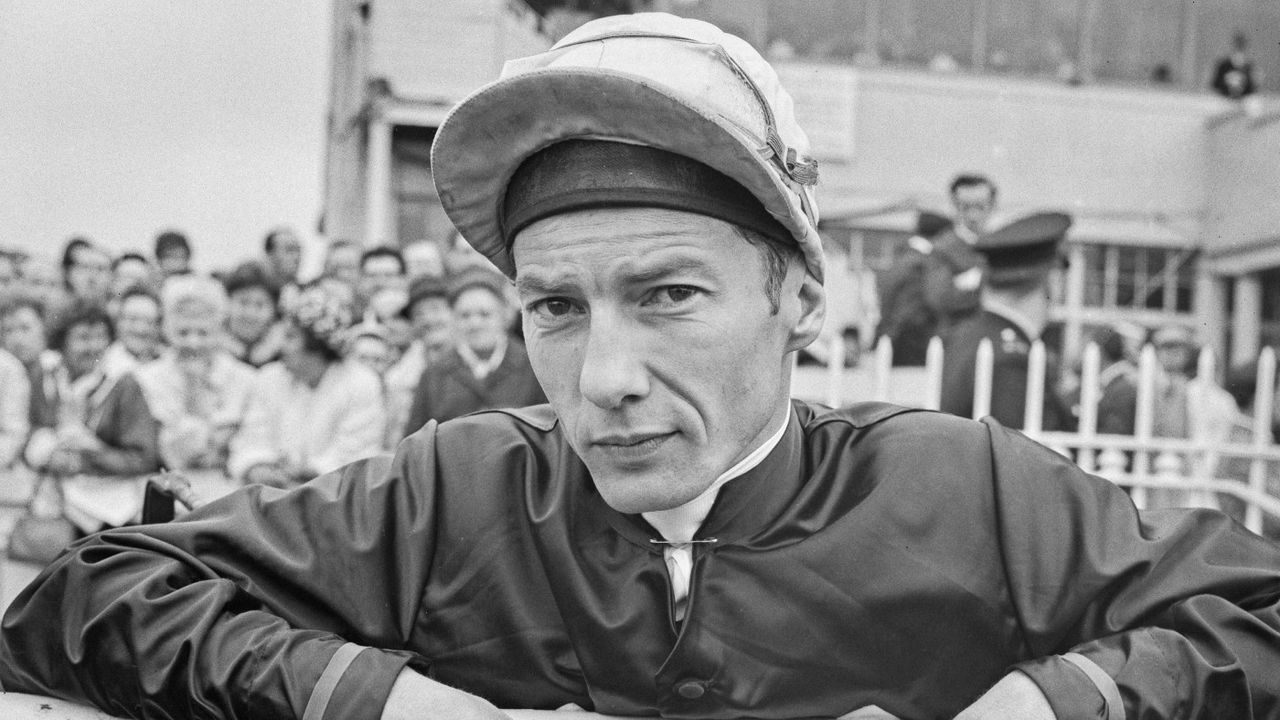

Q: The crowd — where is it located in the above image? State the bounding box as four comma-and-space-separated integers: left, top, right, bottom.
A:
876, 172, 1279, 523
0, 228, 545, 536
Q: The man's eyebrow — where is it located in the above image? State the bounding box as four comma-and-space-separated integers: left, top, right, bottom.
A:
515, 274, 571, 296
621, 257, 716, 286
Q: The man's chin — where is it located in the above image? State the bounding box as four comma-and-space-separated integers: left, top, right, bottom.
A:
589, 470, 709, 515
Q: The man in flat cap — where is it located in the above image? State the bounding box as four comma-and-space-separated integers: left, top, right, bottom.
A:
939, 212, 1075, 431
4, 13, 1280, 720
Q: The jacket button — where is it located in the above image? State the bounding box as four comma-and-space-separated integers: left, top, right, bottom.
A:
676, 681, 706, 699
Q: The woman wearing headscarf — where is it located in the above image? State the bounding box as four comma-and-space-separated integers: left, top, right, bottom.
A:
227, 282, 386, 488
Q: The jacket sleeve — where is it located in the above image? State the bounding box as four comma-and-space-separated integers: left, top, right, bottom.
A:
81, 374, 161, 476
985, 421, 1280, 720
0, 428, 444, 720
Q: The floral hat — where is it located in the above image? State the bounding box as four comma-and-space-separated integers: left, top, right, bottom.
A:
283, 281, 355, 355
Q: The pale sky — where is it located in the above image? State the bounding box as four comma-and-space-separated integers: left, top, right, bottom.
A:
0, 1, 333, 271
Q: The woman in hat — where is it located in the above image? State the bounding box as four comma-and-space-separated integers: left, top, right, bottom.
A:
227, 282, 386, 488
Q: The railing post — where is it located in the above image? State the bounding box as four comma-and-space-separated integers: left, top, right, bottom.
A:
1131, 344, 1159, 509
973, 338, 994, 420
826, 332, 848, 409
873, 335, 893, 403
924, 336, 944, 411
1023, 340, 1046, 437
1245, 348, 1277, 533
1077, 342, 1101, 473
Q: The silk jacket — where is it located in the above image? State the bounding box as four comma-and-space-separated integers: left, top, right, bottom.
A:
2, 402, 1280, 720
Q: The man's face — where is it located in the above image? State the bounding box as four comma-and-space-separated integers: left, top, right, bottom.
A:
951, 183, 996, 236
409, 296, 453, 352
360, 256, 405, 299
452, 287, 508, 356
64, 321, 110, 379
67, 246, 112, 302
117, 294, 162, 358
403, 241, 446, 279
514, 207, 815, 514
324, 245, 361, 287
165, 302, 220, 364
1, 306, 45, 364
227, 286, 276, 343
156, 250, 190, 277
269, 233, 303, 280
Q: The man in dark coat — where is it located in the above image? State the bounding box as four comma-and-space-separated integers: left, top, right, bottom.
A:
923, 174, 997, 336
940, 212, 1075, 431
402, 270, 545, 434
3, 13, 1280, 720
874, 211, 951, 366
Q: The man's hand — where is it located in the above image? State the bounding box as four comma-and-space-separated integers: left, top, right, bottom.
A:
381, 668, 514, 720
953, 671, 1054, 720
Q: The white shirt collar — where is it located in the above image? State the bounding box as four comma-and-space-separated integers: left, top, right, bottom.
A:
642, 403, 792, 544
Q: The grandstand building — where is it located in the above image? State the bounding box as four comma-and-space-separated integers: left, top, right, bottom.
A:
323, 0, 1280, 368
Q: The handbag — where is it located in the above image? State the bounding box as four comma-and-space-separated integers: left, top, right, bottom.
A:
6, 474, 76, 566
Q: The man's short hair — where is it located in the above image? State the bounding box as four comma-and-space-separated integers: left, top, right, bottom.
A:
263, 227, 297, 254
733, 225, 800, 315
949, 174, 998, 201
48, 301, 115, 352
112, 252, 151, 271
153, 231, 191, 259
221, 262, 282, 307
360, 246, 406, 274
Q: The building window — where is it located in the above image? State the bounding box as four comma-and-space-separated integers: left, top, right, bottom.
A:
390, 125, 452, 247
1081, 243, 1196, 314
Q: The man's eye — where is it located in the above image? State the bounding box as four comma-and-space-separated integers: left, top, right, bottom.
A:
646, 285, 701, 306
531, 298, 579, 317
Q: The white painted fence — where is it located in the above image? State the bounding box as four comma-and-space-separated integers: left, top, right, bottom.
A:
792, 337, 1280, 536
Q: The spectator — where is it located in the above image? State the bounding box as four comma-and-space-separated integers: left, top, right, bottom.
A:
1211, 32, 1256, 99
875, 210, 952, 365
101, 286, 163, 378
940, 213, 1074, 431
227, 282, 386, 488
153, 231, 193, 278
0, 346, 29, 471
262, 226, 303, 289
61, 238, 112, 307
0, 294, 59, 431
1147, 324, 1238, 509
925, 174, 996, 335
385, 275, 452, 444
347, 322, 397, 449
15, 257, 63, 311
402, 238, 448, 280
134, 276, 255, 473
322, 238, 362, 289
358, 246, 408, 315
221, 262, 285, 368
403, 269, 545, 434
0, 252, 19, 292
1095, 326, 1139, 436
23, 302, 160, 534
1222, 361, 1279, 536
109, 252, 158, 313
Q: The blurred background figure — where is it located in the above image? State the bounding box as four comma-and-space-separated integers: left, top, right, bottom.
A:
228, 282, 384, 488
403, 269, 544, 435
0, 295, 57, 434
0, 252, 21, 292
357, 246, 412, 351
0, 344, 29, 474
1093, 325, 1142, 436
61, 238, 112, 308
875, 210, 952, 366
1211, 32, 1256, 99
262, 226, 304, 291
402, 238, 447, 280
109, 252, 159, 309
221, 262, 285, 368
321, 238, 362, 290
153, 230, 193, 279
101, 287, 162, 378
134, 276, 254, 474
940, 212, 1074, 431
24, 302, 160, 534
386, 275, 452, 446
346, 322, 397, 449
925, 174, 997, 336
1147, 324, 1238, 509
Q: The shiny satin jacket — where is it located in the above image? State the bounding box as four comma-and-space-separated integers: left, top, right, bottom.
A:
3, 402, 1280, 720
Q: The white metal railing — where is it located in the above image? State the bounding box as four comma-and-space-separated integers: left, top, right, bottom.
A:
792, 336, 1280, 536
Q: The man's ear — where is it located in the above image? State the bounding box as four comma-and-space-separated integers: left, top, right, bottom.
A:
785, 269, 825, 353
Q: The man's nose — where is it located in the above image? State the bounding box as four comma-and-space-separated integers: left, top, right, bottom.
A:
578, 316, 649, 409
